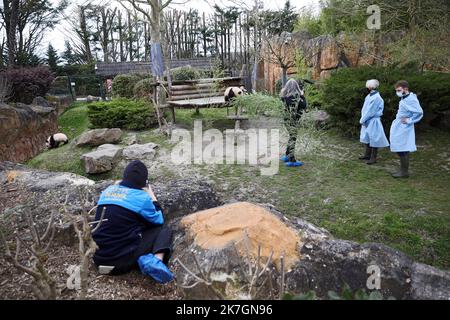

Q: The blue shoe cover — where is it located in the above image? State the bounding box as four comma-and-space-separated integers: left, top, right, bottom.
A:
280, 155, 289, 162
286, 161, 303, 167
138, 253, 173, 283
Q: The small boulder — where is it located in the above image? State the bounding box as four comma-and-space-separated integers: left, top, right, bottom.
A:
80, 144, 122, 174
86, 95, 100, 103
122, 143, 158, 160
76, 128, 123, 147
32, 96, 51, 108
312, 110, 330, 129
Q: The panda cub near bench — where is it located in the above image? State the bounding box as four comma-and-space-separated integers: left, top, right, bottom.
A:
224, 86, 247, 103
46, 133, 69, 149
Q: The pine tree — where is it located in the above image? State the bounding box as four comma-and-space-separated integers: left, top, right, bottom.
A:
62, 41, 78, 65
47, 44, 60, 72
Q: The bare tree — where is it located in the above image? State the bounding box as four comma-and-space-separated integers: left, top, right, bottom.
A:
62, 193, 107, 300
174, 234, 286, 300
0, 210, 57, 299
2, 0, 19, 65
96, 6, 117, 63
262, 31, 297, 86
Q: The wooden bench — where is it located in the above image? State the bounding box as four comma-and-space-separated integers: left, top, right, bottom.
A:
163, 77, 246, 123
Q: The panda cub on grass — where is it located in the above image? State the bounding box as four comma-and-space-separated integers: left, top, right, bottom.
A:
46, 133, 69, 149
224, 86, 247, 103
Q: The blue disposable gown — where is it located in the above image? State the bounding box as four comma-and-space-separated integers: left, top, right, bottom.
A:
389, 93, 423, 152
359, 91, 389, 148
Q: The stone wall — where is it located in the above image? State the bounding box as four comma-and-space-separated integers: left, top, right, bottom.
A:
0, 102, 58, 163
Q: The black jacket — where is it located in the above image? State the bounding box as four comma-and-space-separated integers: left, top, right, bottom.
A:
281, 94, 307, 123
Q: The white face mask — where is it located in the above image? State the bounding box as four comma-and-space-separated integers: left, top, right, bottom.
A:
396, 90, 404, 98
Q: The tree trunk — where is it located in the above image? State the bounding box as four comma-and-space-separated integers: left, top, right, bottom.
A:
128, 11, 133, 61
7, 0, 19, 65
281, 67, 288, 87
118, 12, 124, 62
79, 7, 93, 63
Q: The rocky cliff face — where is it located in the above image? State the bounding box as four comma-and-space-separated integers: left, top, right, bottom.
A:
0, 101, 58, 163
261, 31, 400, 93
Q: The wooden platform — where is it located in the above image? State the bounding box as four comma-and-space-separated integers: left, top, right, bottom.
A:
167, 96, 225, 108
162, 77, 245, 123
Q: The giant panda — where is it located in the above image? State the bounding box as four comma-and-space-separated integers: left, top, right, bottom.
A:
224, 86, 247, 103
46, 133, 69, 149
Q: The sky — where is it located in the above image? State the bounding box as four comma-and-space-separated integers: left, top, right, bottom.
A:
45, 0, 320, 55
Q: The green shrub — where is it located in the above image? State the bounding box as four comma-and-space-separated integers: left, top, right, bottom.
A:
133, 78, 154, 99
304, 84, 323, 109
2, 66, 55, 104
112, 74, 142, 98
87, 98, 157, 130
320, 66, 450, 136
171, 66, 201, 81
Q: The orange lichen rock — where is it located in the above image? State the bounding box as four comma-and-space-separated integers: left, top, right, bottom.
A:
181, 202, 301, 269
6, 170, 20, 183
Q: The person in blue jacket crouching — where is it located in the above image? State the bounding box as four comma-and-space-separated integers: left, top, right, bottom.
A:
92, 160, 173, 283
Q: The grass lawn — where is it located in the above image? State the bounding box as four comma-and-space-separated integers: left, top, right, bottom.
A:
26, 102, 450, 269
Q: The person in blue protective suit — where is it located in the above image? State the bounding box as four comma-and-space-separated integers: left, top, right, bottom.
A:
358, 79, 389, 165
389, 80, 423, 178
279, 79, 307, 167
92, 160, 173, 283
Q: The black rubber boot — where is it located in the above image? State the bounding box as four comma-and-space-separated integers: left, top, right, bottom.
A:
358, 144, 371, 160
366, 147, 378, 165
392, 153, 410, 178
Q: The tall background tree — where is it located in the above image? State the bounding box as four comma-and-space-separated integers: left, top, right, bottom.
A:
0, 0, 67, 66
46, 43, 59, 72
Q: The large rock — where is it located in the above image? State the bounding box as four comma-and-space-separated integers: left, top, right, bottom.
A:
319, 37, 340, 70
172, 202, 450, 300
76, 128, 123, 147
0, 103, 58, 162
153, 179, 223, 221
122, 143, 158, 160
80, 144, 123, 174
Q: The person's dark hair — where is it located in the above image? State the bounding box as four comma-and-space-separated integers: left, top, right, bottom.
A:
394, 80, 409, 89
120, 160, 148, 189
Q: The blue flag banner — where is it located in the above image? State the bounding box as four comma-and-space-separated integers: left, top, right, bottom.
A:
150, 43, 165, 77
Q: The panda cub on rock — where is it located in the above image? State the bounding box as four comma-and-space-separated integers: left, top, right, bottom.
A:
46, 133, 69, 149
